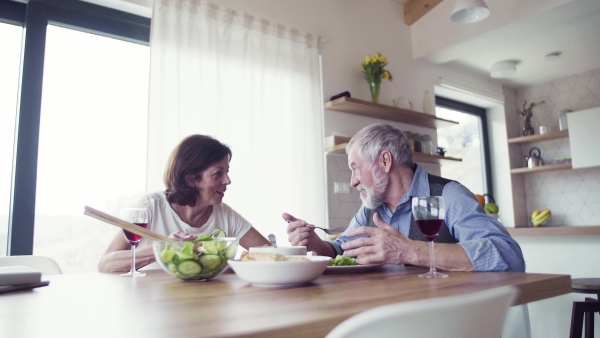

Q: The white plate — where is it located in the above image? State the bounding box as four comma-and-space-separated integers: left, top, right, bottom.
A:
325, 264, 384, 274
228, 255, 331, 286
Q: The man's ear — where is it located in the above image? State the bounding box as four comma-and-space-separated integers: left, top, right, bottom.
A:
381, 150, 392, 173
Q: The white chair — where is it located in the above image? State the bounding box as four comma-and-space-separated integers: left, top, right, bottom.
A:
0, 255, 63, 275
502, 304, 531, 338
326, 286, 518, 338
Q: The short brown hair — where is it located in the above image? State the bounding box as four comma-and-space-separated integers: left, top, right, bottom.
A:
163, 135, 232, 206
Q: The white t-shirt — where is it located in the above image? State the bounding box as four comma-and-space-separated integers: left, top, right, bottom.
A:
136, 191, 252, 250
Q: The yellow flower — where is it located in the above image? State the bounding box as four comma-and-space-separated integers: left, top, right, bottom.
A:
361, 52, 393, 83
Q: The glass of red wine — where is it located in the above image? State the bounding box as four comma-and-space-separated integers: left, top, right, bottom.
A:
119, 208, 148, 277
411, 196, 447, 278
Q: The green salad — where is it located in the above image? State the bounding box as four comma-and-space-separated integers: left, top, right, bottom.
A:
329, 254, 357, 266
159, 233, 237, 280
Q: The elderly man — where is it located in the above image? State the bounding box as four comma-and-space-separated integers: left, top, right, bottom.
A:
284, 123, 525, 272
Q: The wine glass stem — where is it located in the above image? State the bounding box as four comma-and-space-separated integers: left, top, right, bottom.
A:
130, 243, 137, 273
429, 241, 436, 273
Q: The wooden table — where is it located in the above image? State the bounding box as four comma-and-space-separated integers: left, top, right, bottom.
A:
0, 265, 571, 338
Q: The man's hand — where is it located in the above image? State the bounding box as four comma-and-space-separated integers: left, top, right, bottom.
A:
341, 213, 426, 265
282, 213, 335, 257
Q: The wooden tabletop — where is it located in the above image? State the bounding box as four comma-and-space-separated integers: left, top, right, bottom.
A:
0, 265, 572, 338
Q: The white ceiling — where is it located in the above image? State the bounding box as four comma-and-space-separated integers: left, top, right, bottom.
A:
90, 0, 600, 89
414, 0, 600, 88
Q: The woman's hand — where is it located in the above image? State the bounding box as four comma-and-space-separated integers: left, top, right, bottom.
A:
168, 231, 197, 241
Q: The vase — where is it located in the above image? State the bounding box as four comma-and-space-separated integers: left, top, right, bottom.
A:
423, 90, 433, 115
522, 117, 534, 136
369, 81, 381, 103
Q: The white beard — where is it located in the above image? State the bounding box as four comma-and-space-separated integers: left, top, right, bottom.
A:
361, 165, 389, 209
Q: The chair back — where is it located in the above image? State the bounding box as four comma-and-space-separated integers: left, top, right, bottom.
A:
326, 286, 518, 338
0, 255, 63, 275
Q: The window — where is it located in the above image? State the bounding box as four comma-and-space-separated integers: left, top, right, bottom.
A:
435, 97, 493, 197
0, 3, 24, 255
4, 0, 150, 274
33, 25, 149, 272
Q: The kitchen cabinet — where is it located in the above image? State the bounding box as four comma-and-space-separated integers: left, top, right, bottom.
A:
507, 130, 571, 175
567, 106, 600, 169
323, 97, 461, 165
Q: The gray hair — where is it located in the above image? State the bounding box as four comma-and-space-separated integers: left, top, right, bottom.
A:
346, 123, 414, 168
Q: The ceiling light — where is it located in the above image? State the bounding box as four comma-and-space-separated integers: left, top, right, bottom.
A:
544, 52, 561, 61
451, 0, 490, 24
490, 61, 517, 79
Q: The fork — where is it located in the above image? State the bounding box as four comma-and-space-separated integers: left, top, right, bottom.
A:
286, 219, 346, 235
306, 225, 347, 235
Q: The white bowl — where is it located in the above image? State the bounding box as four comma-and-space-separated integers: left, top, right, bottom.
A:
228, 255, 331, 286
249, 246, 307, 256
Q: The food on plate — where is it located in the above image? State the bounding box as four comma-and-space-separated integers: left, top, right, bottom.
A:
240, 252, 309, 262
329, 255, 357, 266
157, 235, 237, 280
531, 208, 551, 227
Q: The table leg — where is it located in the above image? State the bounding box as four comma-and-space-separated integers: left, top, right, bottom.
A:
584, 297, 597, 338
571, 301, 600, 338
571, 302, 584, 338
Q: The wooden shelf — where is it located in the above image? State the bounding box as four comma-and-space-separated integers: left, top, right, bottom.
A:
508, 130, 569, 144
324, 97, 458, 129
507, 225, 600, 236
510, 162, 572, 175
324, 142, 461, 164
324, 143, 347, 154
414, 152, 462, 164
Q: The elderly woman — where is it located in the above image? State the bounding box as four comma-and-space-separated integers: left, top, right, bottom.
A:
99, 135, 270, 273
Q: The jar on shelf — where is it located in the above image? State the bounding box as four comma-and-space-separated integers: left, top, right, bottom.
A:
403, 131, 415, 152
412, 133, 422, 153
421, 134, 433, 154
559, 109, 572, 131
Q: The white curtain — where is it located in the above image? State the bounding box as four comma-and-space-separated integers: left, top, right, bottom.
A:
147, 0, 325, 243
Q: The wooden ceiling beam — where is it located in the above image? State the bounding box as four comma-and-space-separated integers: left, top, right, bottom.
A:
403, 0, 446, 26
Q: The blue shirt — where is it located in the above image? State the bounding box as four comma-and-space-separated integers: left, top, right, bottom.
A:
331, 165, 526, 272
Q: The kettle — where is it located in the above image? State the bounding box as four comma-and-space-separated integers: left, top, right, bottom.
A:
525, 147, 544, 168
392, 97, 413, 110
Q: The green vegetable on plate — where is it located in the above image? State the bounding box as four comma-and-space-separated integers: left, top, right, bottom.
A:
329, 255, 357, 266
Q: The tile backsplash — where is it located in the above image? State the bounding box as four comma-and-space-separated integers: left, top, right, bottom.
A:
516, 67, 600, 226
326, 153, 361, 230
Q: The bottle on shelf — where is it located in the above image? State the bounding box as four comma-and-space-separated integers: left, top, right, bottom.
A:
421, 134, 433, 154
422, 90, 433, 115
412, 133, 422, 152
403, 131, 415, 152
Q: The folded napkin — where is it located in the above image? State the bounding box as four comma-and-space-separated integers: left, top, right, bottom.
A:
0, 266, 49, 294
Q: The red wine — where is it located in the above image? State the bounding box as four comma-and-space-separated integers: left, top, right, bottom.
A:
124, 223, 147, 243
415, 219, 444, 241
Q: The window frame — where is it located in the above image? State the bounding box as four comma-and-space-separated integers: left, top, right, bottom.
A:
2, 0, 150, 255
435, 96, 494, 199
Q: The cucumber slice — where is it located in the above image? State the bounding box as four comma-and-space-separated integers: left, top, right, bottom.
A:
225, 242, 238, 259
177, 260, 202, 275
198, 254, 223, 272
202, 241, 227, 255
